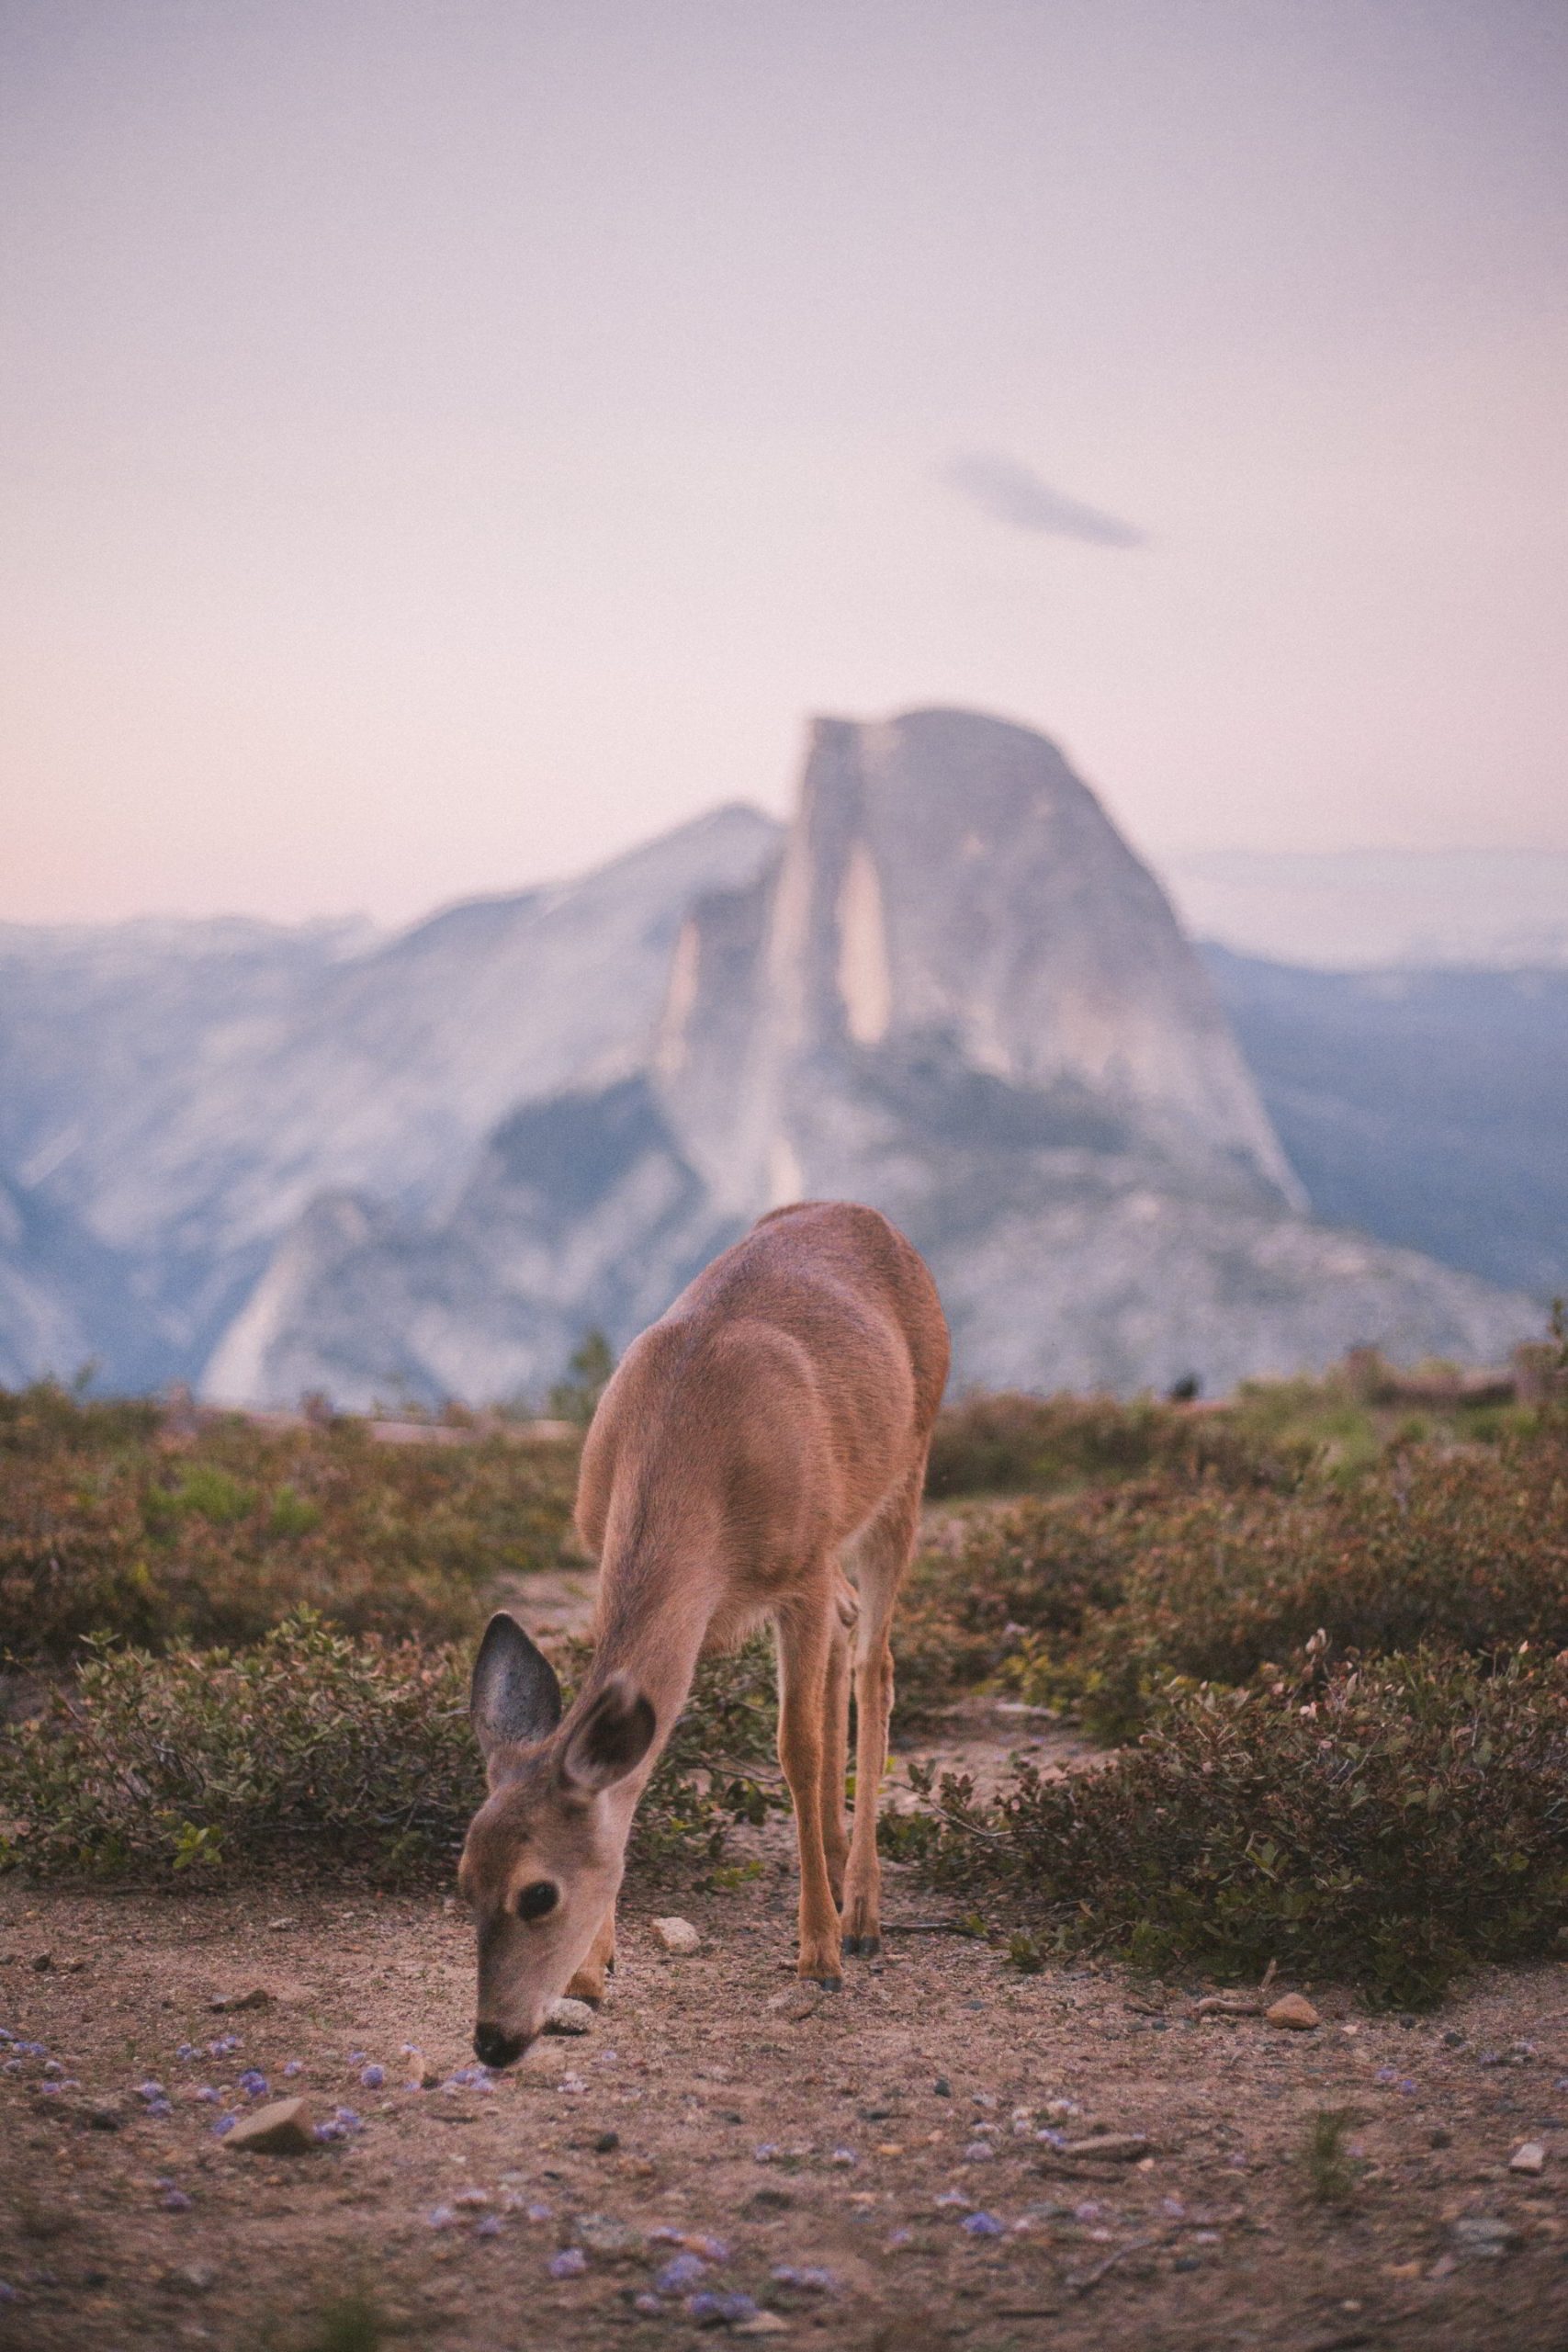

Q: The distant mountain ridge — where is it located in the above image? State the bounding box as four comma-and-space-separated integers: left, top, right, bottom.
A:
0, 710, 1549, 1403
0, 805, 778, 1389
190, 709, 1535, 1407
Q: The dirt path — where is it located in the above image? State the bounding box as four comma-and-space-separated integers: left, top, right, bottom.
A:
4, 1836, 1567, 2351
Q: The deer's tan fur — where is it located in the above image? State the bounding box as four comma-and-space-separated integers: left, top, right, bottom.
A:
457, 1200, 949, 2065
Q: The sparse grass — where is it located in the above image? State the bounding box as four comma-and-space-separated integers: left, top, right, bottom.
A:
899, 1412, 1568, 1737
302, 2285, 389, 2352
1300, 2107, 1366, 2205
0, 1382, 580, 1657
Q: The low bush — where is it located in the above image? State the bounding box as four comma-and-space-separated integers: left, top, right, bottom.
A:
889, 1645, 1568, 2007
0, 1611, 780, 1884
0, 1385, 580, 1657
924, 1387, 1316, 1500
902, 1419, 1568, 1736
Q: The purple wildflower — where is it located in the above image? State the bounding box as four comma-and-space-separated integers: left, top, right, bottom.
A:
282, 2060, 304, 2078
683, 2233, 730, 2263
771, 2264, 838, 2291
473, 2215, 502, 2239
548, 2247, 587, 2278
237, 2070, 268, 2099
425, 2205, 457, 2230
161, 2189, 193, 2213
212, 2114, 237, 2137
655, 2254, 707, 2293
962, 2212, 1005, 2238
359, 2064, 384, 2089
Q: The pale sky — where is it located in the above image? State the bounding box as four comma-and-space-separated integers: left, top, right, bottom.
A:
3, 0, 1565, 927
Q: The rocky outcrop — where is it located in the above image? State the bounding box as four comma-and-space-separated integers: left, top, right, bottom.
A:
197, 709, 1538, 1407
0, 807, 777, 1388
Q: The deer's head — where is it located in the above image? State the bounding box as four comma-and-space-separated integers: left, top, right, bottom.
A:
457, 1611, 656, 2067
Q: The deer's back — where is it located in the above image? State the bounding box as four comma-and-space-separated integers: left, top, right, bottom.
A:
576, 1203, 948, 1577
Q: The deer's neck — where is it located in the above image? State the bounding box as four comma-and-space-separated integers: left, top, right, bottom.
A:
588, 1496, 723, 1758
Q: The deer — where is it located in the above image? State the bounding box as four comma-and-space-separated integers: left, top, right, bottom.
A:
457, 1199, 950, 2067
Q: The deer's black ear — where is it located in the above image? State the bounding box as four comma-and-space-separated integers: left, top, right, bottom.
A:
470, 1612, 562, 1772
558, 1673, 657, 1793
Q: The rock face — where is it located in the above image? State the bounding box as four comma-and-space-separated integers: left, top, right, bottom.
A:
0, 709, 1540, 1402
198, 708, 1535, 1405
0, 808, 777, 1391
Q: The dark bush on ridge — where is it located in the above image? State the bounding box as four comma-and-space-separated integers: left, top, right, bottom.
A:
889, 1646, 1568, 2007
923, 1388, 1315, 1500
904, 1420, 1568, 1736
0, 1612, 781, 1883
0, 1384, 579, 1657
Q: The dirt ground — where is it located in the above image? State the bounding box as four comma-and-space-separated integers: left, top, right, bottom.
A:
4, 1713, 1567, 2352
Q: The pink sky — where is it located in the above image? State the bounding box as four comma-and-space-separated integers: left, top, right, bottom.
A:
4, 0, 1565, 926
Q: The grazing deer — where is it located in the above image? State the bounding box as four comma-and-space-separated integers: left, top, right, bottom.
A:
457, 1199, 949, 2066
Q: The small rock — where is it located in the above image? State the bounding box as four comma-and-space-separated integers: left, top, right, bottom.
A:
1050, 2132, 1153, 2162
650, 1917, 701, 1956
544, 1997, 595, 2036
30, 1953, 53, 1973
570, 2212, 642, 2259
221, 2095, 318, 2154
1430, 2126, 1453, 2149
1195, 1996, 1261, 2018
1509, 2141, 1547, 2176
1265, 1995, 1320, 2032
1451, 2215, 1518, 2258
83, 2100, 126, 2133
742, 2188, 794, 2217
265, 1917, 296, 1933
164, 2262, 217, 2295
209, 1987, 273, 2014
593, 2130, 620, 2154
735, 2317, 790, 2338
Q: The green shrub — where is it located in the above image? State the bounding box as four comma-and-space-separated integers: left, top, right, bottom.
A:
890, 1646, 1568, 2006
0, 1385, 580, 1657
922, 1364, 1547, 1502
924, 1387, 1314, 1500
0, 1611, 781, 1884
903, 1420, 1568, 1737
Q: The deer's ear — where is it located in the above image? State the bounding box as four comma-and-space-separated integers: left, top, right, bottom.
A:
558, 1673, 657, 1793
470, 1612, 562, 1772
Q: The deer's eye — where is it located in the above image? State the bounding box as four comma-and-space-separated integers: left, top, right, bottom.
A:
516, 1880, 558, 1922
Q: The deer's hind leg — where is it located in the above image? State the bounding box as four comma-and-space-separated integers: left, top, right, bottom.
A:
820, 1594, 854, 1909
775, 1578, 845, 1989
842, 1462, 924, 1958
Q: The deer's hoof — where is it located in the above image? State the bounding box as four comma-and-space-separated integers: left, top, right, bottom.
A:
807, 1973, 843, 1992
843, 1932, 883, 1958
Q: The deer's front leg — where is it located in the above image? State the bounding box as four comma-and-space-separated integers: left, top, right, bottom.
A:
776, 1592, 843, 1990
566, 1904, 616, 2007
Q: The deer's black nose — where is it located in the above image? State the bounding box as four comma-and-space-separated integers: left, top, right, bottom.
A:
474, 2020, 526, 2070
